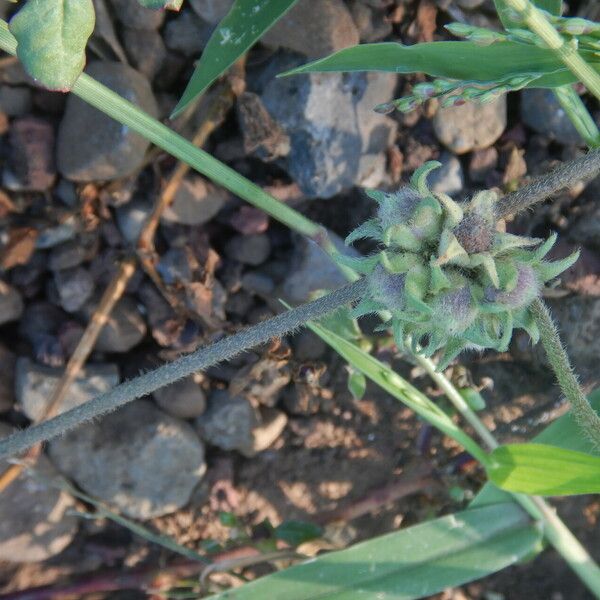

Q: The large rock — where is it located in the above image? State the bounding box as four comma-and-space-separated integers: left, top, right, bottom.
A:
57, 62, 158, 181
49, 400, 206, 519
261, 0, 359, 59
15, 357, 119, 421
521, 89, 582, 146
161, 175, 229, 225
262, 64, 397, 197
81, 295, 147, 353
153, 376, 207, 419
122, 27, 166, 80
281, 231, 357, 303
433, 96, 506, 155
0, 280, 23, 325
0, 424, 77, 562
0, 344, 15, 412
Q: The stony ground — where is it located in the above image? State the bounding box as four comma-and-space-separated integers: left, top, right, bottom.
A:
0, 0, 599, 598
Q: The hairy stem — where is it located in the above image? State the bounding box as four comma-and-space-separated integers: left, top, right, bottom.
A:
496, 149, 600, 218
531, 298, 600, 448
502, 0, 600, 101
0, 280, 366, 460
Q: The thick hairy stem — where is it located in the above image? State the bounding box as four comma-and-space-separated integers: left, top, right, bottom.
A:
0, 280, 366, 460
496, 149, 600, 218
531, 298, 600, 448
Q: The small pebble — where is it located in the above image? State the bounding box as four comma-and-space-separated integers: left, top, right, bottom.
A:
53, 267, 94, 312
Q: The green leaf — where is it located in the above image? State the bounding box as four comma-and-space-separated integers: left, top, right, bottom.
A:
280, 41, 599, 90
9, 0, 95, 91
172, 0, 299, 117
472, 390, 600, 507
206, 503, 542, 600
493, 0, 562, 31
274, 520, 323, 547
137, 0, 183, 8
487, 443, 600, 496
347, 368, 367, 400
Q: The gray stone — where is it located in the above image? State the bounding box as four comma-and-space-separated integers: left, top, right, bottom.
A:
157, 248, 194, 285
0, 344, 15, 412
262, 67, 397, 197
48, 240, 88, 271
433, 96, 507, 154
0, 85, 32, 116
162, 176, 229, 225
196, 390, 258, 457
428, 152, 464, 196
164, 10, 212, 57
189, 0, 233, 23
570, 201, 600, 251
0, 280, 23, 325
57, 61, 158, 181
153, 375, 207, 419
49, 400, 206, 519
6, 117, 56, 191
109, 0, 164, 29
0, 424, 77, 562
53, 267, 94, 312
262, 0, 359, 59
241, 271, 275, 296
116, 198, 153, 243
281, 231, 357, 303
15, 357, 119, 421
81, 295, 146, 353
348, 0, 392, 42
225, 234, 271, 266
253, 408, 288, 452
521, 89, 582, 146
36, 222, 77, 249
122, 27, 166, 80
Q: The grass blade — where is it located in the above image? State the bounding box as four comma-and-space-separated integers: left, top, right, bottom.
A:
172, 0, 299, 117
206, 503, 541, 600
279, 40, 599, 89
487, 443, 600, 496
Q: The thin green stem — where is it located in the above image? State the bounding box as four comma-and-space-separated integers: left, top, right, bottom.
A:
502, 0, 600, 101
553, 86, 600, 148
531, 298, 600, 448
415, 352, 600, 597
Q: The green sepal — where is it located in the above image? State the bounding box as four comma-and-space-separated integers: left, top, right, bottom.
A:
410, 198, 444, 240
537, 250, 579, 283
492, 232, 541, 255
436, 192, 464, 228
410, 161, 441, 196
470, 253, 500, 288
380, 250, 421, 274
383, 223, 422, 252
365, 189, 389, 205
496, 260, 520, 292
514, 308, 540, 344
436, 230, 470, 267
392, 319, 406, 349
469, 190, 497, 221
530, 232, 558, 262
334, 252, 380, 275
437, 338, 467, 371
496, 311, 514, 352
421, 330, 446, 357
345, 219, 383, 245
351, 297, 385, 319
404, 265, 431, 313
429, 262, 452, 294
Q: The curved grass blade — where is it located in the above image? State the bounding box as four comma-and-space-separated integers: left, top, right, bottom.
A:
206, 503, 541, 600
279, 41, 599, 90
172, 0, 299, 117
9, 0, 95, 91
487, 443, 600, 496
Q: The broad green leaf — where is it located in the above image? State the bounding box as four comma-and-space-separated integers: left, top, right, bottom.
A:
275, 520, 323, 547
9, 0, 95, 91
487, 443, 600, 496
207, 503, 542, 600
172, 0, 300, 117
137, 0, 183, 8
473, 390, 600, 507
280, 41, 599, 90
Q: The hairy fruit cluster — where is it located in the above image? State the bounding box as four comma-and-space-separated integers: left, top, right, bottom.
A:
339, 162, 579, 369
